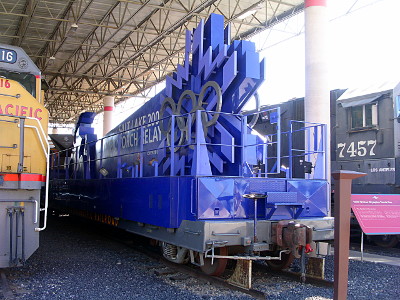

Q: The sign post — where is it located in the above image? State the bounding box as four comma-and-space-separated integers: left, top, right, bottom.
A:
332, 170, 366, 300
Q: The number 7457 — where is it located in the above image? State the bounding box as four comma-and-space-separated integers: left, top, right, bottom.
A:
337, 140, 376, 157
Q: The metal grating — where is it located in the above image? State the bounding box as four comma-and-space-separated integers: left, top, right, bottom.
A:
248, 178, 286, 192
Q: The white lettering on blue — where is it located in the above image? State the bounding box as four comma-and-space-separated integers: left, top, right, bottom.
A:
118, 111, 161, 149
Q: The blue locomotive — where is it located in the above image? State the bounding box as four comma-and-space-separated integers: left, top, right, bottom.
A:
49, 14, 334, 275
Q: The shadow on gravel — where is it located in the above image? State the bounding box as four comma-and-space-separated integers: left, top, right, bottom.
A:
4, 215, 251, 300
4, 215, 400, 300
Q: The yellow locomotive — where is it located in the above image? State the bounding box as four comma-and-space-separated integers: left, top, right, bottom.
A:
0, 44, 49, 267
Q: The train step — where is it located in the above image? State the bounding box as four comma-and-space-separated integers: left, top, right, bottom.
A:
251, 242, 271, 252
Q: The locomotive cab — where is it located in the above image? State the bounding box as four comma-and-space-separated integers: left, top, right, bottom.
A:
0, 44, 49, 267
333, 81, 400, 247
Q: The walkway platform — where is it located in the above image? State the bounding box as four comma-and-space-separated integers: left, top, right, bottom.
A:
349, 250, 400, 266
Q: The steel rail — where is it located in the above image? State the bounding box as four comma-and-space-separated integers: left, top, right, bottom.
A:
0, 271, 15, 300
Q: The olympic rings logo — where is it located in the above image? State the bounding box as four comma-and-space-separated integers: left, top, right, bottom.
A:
159, 81, 222, 149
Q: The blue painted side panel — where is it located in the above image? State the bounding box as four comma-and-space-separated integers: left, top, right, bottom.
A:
53, 177, 195, 228
287, 180, 328, 217
52, 176, 329, 227
196, 177, 328, 220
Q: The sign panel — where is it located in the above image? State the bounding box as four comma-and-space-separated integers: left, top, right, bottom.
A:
0, 47, 17, 64
351, 194, 400, 234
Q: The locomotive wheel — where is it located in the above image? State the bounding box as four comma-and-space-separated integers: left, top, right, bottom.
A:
265, 251, 294, 270
371, 235, 399, 248
200, 247, 228, 276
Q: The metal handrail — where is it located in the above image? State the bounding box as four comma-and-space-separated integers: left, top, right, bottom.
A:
23, 116, 50, 155
51, 109, 282, 177
23, 116, 50, 231
50, 108, 327, 182
289, 120, 327, 180
15, 115, 49, 231
22, 125, 48, 156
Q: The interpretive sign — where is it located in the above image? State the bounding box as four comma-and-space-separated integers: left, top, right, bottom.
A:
351, 194, 400, 234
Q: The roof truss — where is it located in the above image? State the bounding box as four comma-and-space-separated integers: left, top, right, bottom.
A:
0, 0, 304, 124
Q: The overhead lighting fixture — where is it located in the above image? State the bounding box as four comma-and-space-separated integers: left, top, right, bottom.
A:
71, 23, 78, 31
67, 23, 79, 36
142, 67, 156, 76
47, 56, 56, 66
236, 3, 264, 20
237, 9, 258, 20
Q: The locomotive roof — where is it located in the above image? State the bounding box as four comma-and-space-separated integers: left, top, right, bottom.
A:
0, 43, 41, 76
338, 80, 398, 104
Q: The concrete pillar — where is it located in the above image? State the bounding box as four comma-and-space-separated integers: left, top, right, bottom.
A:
52, 127, 58, 134
103, 96, 114, 136
304, 0, 330, 179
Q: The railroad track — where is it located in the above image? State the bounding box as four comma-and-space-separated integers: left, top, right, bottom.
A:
1, 271, 16, 300
100, 228, 267, 299
148, 254, 267, 299
96, 220, 334, 299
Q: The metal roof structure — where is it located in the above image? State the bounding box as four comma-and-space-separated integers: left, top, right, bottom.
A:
0, 0, 305, 124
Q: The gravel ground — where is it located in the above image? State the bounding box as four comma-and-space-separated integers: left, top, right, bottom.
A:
3, 215, 400, 300
255, 255, 400, 300
4, 216, 253, 300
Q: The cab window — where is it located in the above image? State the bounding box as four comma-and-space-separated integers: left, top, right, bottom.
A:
0, 70, 36, 98
350, 103, 377, 129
